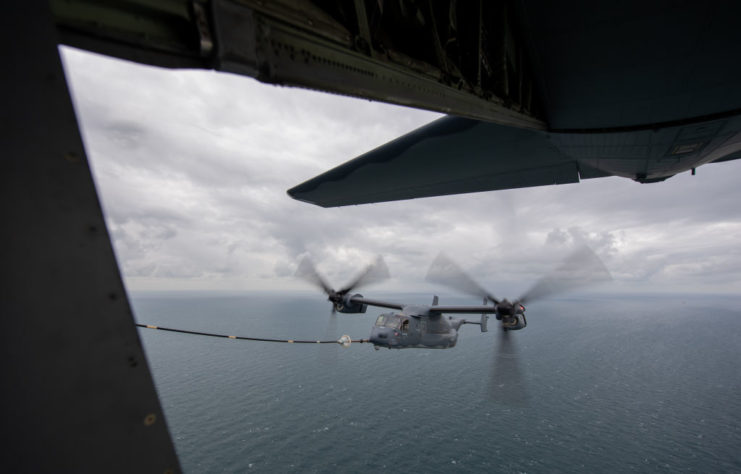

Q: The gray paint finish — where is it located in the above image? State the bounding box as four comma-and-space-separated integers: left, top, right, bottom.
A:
288, 115, 741, 207
289, 117, 576, 207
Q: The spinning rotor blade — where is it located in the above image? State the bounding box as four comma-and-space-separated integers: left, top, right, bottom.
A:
339, 256, 390, 294
319, 310, 339, 366
296, 257, 333, 295
426, 253, 499, 303
519, 245, 611, 305
487, 327, 528, 406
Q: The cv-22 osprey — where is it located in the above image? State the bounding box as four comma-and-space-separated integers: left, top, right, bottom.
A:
297, 247, 610, 350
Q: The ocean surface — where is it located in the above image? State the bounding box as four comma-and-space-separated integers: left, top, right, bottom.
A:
131, 292, 741, 473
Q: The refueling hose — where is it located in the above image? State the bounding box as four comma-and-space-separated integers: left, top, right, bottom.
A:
136, 323, 368, 347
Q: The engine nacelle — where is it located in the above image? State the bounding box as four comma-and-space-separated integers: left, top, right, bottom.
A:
334, 293, 367, 314
499, 301, 527, 330
502, 314, 526, 330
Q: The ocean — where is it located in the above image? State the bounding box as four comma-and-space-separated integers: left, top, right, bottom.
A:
132, 292, 741, 473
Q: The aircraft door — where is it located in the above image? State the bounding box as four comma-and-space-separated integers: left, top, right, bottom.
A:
400, 317, 410, 335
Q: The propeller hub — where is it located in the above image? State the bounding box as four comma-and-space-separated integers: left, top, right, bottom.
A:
496, 299, 513, 316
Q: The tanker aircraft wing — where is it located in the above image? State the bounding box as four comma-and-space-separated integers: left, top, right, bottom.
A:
283, 0, 741, 207
288, 114, 741, 207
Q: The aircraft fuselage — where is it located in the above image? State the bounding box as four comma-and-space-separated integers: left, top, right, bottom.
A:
369, 311, 461, 349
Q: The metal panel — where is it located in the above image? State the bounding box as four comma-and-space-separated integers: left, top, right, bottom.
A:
1, 4, 180, 473
288, 117, 576, 207
518, 0, 741, 129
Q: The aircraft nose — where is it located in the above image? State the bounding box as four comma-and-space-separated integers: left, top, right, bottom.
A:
369, 327, 390, 346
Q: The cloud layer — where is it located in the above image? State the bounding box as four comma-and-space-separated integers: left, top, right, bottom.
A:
61, 47, 741, 296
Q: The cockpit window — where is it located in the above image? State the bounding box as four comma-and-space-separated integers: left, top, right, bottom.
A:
385, 316, 401, 329
375, 314, 401, 329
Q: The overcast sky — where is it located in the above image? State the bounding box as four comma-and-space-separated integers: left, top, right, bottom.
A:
60, 46, 741, 298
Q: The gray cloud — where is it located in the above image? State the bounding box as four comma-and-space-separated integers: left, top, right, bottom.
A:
61, 46, 741, 296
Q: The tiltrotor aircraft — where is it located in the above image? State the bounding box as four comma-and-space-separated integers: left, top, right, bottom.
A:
298, 247, 610, 350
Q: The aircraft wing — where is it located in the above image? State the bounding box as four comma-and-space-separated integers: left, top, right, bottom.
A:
288, 115, 741, 208
287, 116, 578, 207
430, 305, 499, 314
349, 296, 404, 311
350, 297, 499, 315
